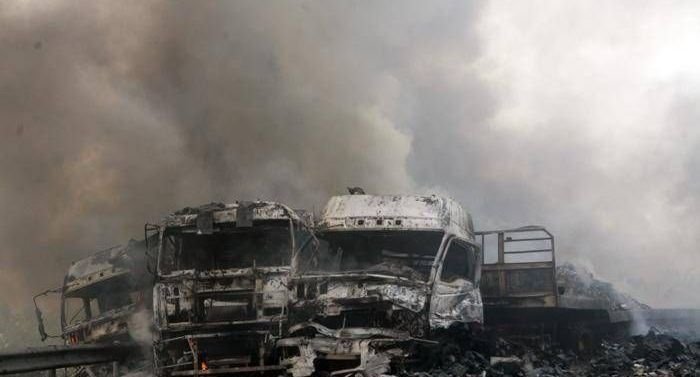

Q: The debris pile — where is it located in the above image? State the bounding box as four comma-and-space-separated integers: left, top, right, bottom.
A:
407, 337, 574, 377
404, 331, 700, 376
585, 331, 700, 376
556, 263, 648, 311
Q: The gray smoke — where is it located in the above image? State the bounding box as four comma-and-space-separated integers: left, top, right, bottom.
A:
2, 0, 700, 349
0, 0, 423, 303
415, 1, 700, 308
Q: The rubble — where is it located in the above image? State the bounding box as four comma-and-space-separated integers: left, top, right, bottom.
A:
585, 331, 700, 376
402, 331, 700, 376
556, 263, 648, 311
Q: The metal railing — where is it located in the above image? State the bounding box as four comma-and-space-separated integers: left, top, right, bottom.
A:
476, 226, 558, 308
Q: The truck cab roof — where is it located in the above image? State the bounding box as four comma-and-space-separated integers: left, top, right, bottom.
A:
318, 194, 474, 239
163, 201, 304, 229
64, 242, 144, 297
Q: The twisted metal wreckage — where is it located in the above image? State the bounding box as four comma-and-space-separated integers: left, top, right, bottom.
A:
11, 192, 690, 376
151, 201, 311, 376
20, 194, 486, 377
149, 195, 484, 377
278, 194, 483, 377
24, 240, 152, 377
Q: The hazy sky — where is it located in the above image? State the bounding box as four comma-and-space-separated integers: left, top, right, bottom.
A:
1, 0, 699, 316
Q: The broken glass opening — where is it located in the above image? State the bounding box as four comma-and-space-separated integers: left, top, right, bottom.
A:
300, 230, 444, 281
159, 221, 292, 274
62, 275, 134, 325
440, 240, 479, 283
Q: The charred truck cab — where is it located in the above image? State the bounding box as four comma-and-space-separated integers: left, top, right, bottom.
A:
152, 201, 313, 376
281, 194, 483, 377
61, 240, 151, 346
50, 240, 153, 376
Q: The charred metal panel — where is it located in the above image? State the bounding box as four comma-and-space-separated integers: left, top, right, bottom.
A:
430, 280, 483, 329
64, 246, 132, 297
506, 268, 554, 295
292, 275, 429, 319
480, 270, 500, 298
318, 194, 474, 239
163, 201, 300, 228
154, 268, 290, 328
277, 323, 415, 377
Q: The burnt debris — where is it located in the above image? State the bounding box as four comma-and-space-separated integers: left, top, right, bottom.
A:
401, 331, 700, 376
13, 194, 700, 377
556, 263, 649, 311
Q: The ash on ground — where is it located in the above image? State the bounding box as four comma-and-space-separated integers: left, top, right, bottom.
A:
406, 331, 700, 377
405, 263, 699, 376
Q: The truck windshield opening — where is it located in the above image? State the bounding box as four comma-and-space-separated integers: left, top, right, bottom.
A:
159, 223, 291, 274
303, 230, 443, 281
63, 276, 135, 326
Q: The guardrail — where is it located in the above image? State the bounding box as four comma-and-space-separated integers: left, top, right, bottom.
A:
0, 343, 139, 374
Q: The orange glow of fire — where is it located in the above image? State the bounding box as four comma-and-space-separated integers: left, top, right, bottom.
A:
200, 360, 208, 371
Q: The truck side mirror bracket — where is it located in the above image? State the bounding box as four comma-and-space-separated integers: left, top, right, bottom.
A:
33, 288, 61, 342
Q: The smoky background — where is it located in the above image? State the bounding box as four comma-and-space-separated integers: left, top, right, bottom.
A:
2, 0, 700, 348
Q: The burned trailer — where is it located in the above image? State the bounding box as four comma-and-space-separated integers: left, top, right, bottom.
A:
280, 194, 483, 377
477, 226, 636, 350
152, 201, 314, 376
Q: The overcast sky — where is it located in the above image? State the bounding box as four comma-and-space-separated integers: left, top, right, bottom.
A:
1, 0, 700, 318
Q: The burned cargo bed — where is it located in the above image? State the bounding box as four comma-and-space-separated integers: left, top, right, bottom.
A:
477, 226, 635, 349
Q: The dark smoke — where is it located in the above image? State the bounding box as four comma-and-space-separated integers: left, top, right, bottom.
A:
0, 0, 429, 305
2, 0, 700, 348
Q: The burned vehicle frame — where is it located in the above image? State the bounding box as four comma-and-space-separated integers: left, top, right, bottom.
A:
280, 194, 483, 377
151, 201, 314, 376
60, 241, 152, 346
33, 240, 153, 376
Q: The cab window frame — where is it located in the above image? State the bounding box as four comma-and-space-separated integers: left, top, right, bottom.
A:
439, 237, 479, 284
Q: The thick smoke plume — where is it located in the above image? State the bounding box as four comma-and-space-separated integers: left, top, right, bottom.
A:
0, 0, 422, 303
2, 0, 700, 347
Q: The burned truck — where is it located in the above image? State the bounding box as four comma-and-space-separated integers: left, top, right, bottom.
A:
279, 194, 483, 377
151, 201, 314, 376
32, 239, 154, 376
59, 240, 152, 346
